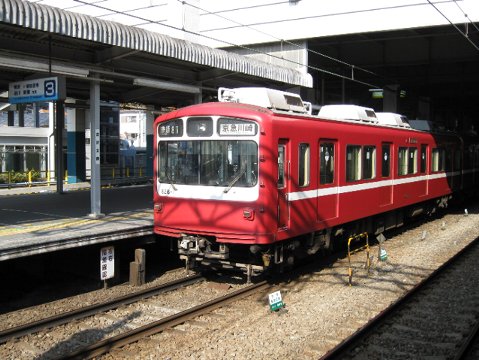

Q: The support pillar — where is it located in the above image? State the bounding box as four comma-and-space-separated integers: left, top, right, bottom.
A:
194, 84, 203, 104
23, 145, 27, 172
383, 84, 400, 113
33, 103, 40, 128
418, 97, 431, 120
18, 104, 25, 127
1, 145, 6, 173
321, 78, 325, 105
67, 107, 86, 183
48, 102, 55, 183
89, 78, 104, 218
40, 146, 47, 177
55, 101, 65, 194
7, 110, 14, 126
145, 110, 155, 178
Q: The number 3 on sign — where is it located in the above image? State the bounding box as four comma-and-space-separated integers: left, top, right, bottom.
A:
44, 79, 56, 98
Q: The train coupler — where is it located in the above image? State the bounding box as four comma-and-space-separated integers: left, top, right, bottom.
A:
178, 235, 229, 260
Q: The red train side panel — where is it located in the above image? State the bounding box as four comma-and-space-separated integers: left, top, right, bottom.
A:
153, 88, 479, 277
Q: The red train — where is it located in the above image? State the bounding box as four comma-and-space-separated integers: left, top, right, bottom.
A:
153, 87, 479, 279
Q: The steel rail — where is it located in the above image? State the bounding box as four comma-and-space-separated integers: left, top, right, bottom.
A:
454, 319, 479, 360
60, 280, 270, 360
0, 274, 204, 344
320, 235, 479, 359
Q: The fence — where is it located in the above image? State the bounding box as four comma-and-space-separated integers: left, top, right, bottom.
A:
0, 166, 151, 189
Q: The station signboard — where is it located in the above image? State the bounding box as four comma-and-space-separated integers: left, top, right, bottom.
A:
8, 76, 66, 104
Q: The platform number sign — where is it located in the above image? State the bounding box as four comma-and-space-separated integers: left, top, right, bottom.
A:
100, 246, 115, 280
9, 76, 66, 104
268, 290, 284, 312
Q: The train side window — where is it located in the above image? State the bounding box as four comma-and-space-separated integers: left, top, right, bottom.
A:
320, 142, 334, 185
382, 144, 391, 177
298, 143, 310, 187
445, 147, 453, 172
362, 145, 376, 180
420, 145, 427, 173
464, 146, 473, 170
346, 145, 361, 182
278, 145, 285, 188
454, 148, 461, 171
398, 147, 408, 176
432, 148, 446, 172
408, 147, 417, 174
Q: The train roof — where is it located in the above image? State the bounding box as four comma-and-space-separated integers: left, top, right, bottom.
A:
217, 87, 419, 130
376, 112, 411, 128
318, 104, 378, 124
160, 88, 464, 138
218, 87, 309, 114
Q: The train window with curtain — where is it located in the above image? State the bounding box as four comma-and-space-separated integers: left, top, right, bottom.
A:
362, 145, 376, 179
320, 142, 334, 184
298, 143, 310, 187
420, 145, 427, 173
278, 145, 285, 188
408, 147, 418, 174
432, 148, 446, 172
382, 144, 391, 177
398, 147, 408, 175
346, 145, 361, 182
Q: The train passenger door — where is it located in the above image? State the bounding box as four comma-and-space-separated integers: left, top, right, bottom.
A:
418, 144, 428, 197
278, 140, 290, 229
379, 143, 393, 206
318, 140, 338, 224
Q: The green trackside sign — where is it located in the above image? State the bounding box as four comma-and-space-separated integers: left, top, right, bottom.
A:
268, 290, 284, 312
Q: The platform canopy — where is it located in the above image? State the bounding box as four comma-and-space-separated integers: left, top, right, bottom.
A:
0, 0, 312, 108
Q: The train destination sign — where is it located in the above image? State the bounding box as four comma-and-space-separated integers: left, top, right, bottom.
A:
219, 123, 256, 136
9, 76, 66, 104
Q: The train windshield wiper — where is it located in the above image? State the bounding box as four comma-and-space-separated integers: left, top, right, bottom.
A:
224, 166, 247, 193
165, 167, 177, 191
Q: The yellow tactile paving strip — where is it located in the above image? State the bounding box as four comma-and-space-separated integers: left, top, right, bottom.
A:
0, 211, 152, 237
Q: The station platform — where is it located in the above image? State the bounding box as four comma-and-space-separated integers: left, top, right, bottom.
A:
0, 183, 154, 261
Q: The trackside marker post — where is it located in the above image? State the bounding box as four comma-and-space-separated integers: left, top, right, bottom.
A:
269, 290, 285, 312
100, 246, 115, 289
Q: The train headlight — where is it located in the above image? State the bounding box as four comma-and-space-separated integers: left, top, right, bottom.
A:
243, 208, 255, 221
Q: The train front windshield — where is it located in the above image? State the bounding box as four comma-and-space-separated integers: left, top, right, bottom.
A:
158, 140, 258, 187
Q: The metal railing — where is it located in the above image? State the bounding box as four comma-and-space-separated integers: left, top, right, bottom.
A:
0, 167, 151, 189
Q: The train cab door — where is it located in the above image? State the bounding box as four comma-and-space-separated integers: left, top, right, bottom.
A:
379, 143, 393, 206
318, 140, 338, 224
278, 140, 290, 229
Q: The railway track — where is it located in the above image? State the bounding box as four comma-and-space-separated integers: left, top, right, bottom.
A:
321, 236, 479, 359
61, 280, 271, 359
0, 274, 204, 345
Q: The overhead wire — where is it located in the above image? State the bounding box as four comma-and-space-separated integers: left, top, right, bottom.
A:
453, 0, 479, 33
70, 0, 382, 88
179, 0, 379, 77
68, 0, 478, 88
426, 0, 479, 51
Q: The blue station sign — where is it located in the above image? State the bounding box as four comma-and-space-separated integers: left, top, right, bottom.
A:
9, 76, 66, 104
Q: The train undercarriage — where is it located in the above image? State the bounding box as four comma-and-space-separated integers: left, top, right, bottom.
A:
176, 196, 452, 282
